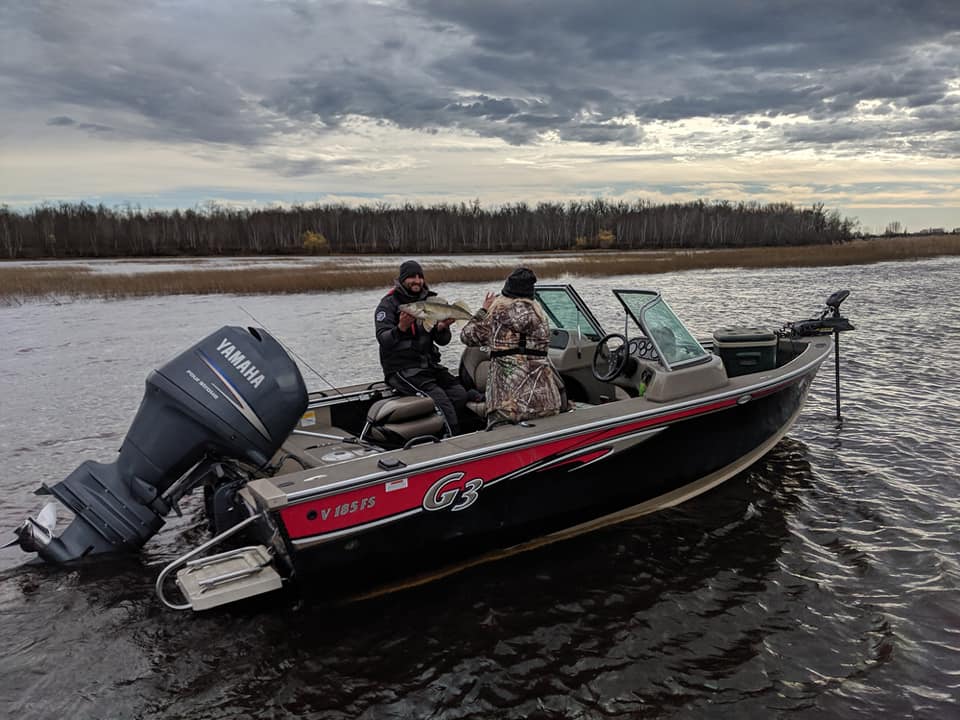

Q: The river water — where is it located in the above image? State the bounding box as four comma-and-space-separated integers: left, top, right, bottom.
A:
1, 258, 958, 719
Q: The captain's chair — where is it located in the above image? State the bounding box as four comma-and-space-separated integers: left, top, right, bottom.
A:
361, 395, 445, 448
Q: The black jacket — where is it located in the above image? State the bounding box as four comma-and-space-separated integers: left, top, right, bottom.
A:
375, 283, 452, 376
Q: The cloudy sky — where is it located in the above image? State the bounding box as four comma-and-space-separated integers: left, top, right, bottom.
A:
2, 0, 959, 234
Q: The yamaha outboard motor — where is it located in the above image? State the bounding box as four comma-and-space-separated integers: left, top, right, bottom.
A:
14, 327, 307, 564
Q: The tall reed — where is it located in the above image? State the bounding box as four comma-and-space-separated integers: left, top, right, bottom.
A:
2, 235, 958, 305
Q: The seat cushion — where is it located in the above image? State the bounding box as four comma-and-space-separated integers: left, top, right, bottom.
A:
365, 395, 445, 447
460, 346, 491, 392
475, 360, 490, 390
369, 415, 445, 444
367, 395, 438, 424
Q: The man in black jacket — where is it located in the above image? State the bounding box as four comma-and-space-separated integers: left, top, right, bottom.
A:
374, 260, 472, 435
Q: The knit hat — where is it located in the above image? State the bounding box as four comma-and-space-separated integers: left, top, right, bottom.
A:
398, 260, 424, 282
502, 267, 537, 299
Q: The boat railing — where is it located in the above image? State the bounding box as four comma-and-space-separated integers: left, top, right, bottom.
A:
306, 384, 392, 410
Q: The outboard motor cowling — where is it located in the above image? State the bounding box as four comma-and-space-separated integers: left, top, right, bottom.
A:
26, 326, 307, 564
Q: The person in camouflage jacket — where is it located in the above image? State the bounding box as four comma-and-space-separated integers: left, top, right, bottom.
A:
460, 268, 565, 427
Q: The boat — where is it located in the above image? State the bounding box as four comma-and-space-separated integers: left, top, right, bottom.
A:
7, 285, 853, 611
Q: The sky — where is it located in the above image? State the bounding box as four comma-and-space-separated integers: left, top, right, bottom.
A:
1, 0, 959, 235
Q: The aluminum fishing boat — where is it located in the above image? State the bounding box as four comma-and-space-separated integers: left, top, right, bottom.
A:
9, 286, 853, 610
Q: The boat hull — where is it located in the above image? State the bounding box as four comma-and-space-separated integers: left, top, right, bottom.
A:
266, 365, 818, 594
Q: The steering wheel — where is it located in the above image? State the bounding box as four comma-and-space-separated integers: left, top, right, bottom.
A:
592, 333, 629, 382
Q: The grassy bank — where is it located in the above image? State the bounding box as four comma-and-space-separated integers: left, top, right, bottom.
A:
2, 235, 958, 305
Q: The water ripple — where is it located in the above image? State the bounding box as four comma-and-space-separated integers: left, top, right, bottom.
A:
1, 258, 959, 717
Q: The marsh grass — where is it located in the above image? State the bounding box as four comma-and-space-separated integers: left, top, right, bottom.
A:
2, 235, 958, 305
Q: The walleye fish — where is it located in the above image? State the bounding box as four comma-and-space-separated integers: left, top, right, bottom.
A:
399, 297, 477, 330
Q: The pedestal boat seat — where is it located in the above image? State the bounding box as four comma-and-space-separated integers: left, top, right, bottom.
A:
360, 395, 445, 448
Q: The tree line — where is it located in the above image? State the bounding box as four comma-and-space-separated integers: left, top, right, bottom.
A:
0, 199, 856, 259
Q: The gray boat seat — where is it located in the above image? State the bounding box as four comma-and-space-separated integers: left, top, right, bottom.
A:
460, 347, 490, 417
362, 395, 445, 447
460, 346, 490, 391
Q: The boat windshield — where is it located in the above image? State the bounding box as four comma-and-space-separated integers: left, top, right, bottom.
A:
613, 290, 710, 370
535, 285, 604, 341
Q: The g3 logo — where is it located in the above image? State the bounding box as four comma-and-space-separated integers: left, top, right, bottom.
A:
423, 471, 484, 512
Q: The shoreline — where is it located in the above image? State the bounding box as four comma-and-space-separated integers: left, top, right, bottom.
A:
2, 235, 958, 304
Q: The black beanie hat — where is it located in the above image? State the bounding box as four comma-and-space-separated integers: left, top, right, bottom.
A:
502, 267, 537, 299
398, 260, 424, 282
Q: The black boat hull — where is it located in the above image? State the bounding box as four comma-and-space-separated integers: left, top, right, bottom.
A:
269, 368, 816, 593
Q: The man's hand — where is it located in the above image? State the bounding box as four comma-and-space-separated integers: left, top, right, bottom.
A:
398, 311, 415, 332
435, 318, 456, 331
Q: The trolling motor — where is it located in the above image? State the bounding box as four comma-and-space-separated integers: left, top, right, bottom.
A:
781, 290, 855, 420
7, 326, 308, 564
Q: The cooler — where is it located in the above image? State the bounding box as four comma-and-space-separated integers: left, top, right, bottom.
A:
712, 326, 778, 377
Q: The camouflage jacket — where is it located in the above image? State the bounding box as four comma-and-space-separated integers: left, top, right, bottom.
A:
460, 296, 563, 424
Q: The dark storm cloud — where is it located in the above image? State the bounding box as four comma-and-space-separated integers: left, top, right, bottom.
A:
401, 0, 960, 147
254, 155, 364, 178
0, 1, 288, 145
2, 0, 958, 152
46, 115, 114, 134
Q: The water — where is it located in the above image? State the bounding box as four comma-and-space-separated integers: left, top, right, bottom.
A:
1, 251, 608, 276
1, 258, 958, 718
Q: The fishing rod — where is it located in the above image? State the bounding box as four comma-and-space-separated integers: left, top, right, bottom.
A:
239, 305, 345, 397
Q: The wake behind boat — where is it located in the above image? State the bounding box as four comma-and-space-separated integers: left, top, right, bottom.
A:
9, 285, 853, 611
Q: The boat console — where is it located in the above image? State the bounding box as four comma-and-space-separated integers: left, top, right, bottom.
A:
535, 285, 730, 403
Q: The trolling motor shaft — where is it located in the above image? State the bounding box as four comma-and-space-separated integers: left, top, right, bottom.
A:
782, 290, 855, 420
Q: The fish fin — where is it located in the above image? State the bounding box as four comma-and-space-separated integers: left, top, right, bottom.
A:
452, 299, 473, 314
422, 317, 436, 331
